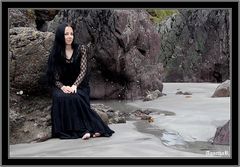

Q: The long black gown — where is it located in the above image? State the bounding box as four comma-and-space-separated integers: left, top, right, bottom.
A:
51, 45, 114, 139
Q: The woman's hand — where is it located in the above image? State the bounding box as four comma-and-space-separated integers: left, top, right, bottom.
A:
61, 86, 72, 94
61, 85, 77, 93
70, 85, 77, 93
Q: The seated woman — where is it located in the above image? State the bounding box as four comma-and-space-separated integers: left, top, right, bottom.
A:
47, 22, 115, 140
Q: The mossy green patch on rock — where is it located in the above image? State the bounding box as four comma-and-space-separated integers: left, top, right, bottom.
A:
147, 9, 178, 24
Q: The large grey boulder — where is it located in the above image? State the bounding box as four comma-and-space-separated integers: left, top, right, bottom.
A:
9, 93, 52, 144
9, 27, 54, 94
212, 80, 230, 97
212, 120, 230, 145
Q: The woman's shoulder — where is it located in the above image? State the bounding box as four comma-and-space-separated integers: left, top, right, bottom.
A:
74, 43, 86, 52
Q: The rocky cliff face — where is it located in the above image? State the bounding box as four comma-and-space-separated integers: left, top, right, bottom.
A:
9, 9, 163, 144
10, 9, 163, 99
47, 9, 163, 99
157, 9, 230, 82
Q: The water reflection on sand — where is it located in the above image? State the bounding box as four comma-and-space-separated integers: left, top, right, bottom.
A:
91, 99, 230, 157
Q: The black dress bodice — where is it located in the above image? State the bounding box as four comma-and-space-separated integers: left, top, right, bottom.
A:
59, 46, 90, 89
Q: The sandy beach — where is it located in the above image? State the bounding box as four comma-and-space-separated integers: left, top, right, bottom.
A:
10, 83, 231, 158
128, 82, 230, 142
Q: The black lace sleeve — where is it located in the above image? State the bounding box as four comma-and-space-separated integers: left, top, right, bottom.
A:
73, 45, 87, 87
55, 72, 63, 89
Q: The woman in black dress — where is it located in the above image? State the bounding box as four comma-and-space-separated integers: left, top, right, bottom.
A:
47, 22, 114, 140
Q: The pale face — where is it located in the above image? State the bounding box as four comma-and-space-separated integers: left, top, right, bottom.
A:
64, 26, 74, 45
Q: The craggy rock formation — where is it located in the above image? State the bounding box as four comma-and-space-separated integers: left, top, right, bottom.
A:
157, 9, 230, 82
9, 92, 52, 144
9, 27, 54, 95
143, 89, 164, 101
212, 79, 230, 97
47, 9, 163, 99
9, 9, 231, 145
212, 120, 230, 145
9, 9, 59, 31
91, 104, 126, 124
9, 9, 163, 100
9, 8, 163, 144
34, 10, 60, 31
9, 9, 36, 29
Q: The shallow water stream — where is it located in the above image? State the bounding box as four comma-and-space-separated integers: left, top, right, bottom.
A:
91, 100, 230, 157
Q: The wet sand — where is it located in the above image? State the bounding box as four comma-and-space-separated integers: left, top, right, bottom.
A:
10, 121, 205, 157
127, 82, 230, 156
